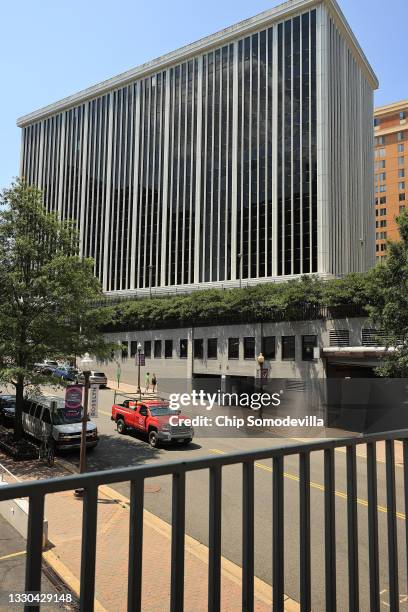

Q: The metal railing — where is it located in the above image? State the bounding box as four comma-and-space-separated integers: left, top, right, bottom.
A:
0, 430, 407, 612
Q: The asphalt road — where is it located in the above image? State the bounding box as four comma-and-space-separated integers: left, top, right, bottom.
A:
0, 515, 77, 611
49, 386, 408, 610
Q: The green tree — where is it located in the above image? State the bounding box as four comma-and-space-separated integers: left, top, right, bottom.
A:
0, 179, 109, 439
368, 209, 408, 376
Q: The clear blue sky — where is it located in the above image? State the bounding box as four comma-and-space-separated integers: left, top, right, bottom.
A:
0, 0, 406, 189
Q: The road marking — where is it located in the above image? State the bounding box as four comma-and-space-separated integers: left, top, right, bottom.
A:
209, 448, 406, 521
287, 437, 404, 467
0, 550, 26, 561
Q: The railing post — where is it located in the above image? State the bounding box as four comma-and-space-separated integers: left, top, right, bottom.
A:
324, 447, 336, 611
25, 494, 45, 612
242, 460, 254, 612
171, 470, 186, 612
346, 446, 359, 612
386, 439, 399, 611
128, 478, 145, 612
299, 452, 311, 612
273, 455, 284, 612
366, 442, 380, 612
208, 465, 222, 612
80, 485, 98, 612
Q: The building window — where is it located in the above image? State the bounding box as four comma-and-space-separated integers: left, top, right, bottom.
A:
379, 172, 386, 182
207, 338, 218, 359
282, 336, 296, 360
398, 156, 404, 166
243, 337, 255, 360
374, 136, 385, 146
397, 131, 405, 141
379, 185, 386, 192
165, 340, 173, 358
179, 339, 188, 359
399, 193, 406, 202
262, 336, 276, 360
130, 341, 138, 357
376, 220, 387, 228
400, 111, 406, 121
380, 196, 386, 204
398, 143, 405, 153
380, 243, 387, 252
194, 339, 203, 359
144, 341, 151, 358
399, 182, 405, 190
398, 168, 405, 178
400, 205, 406, 213
374, 160, 386, 170
228, 338, 239, 360
302, 335, 317, 361
374, 117, 380, 127
380, 208, 387, 216
376, 231, 387, 240
154, 340, 162, 358
376, 244, 379, 252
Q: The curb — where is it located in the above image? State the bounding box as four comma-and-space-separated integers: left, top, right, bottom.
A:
57, 458, 299, 610
43, 550, 107, 612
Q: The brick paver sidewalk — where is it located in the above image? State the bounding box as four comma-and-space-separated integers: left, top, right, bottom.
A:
0, 454, 298, 611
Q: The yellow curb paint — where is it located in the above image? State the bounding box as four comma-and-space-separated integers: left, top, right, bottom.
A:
0, 550, 26, 561
210, 448, 406, 521
43, 550, 107, 612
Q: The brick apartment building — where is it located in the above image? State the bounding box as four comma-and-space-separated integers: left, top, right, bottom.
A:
374, 99, 408, 260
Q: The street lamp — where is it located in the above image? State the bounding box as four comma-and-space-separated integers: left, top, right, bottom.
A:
237, 253, 242, 289
75, 352, 92, 497
257, 352, 265, 386
137, 342, 142, 398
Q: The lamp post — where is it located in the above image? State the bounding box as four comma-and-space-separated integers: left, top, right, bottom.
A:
137, 342, 142, 398
237, 253, 242, 289
257, 352, 265, 386
75, 352, 92, 497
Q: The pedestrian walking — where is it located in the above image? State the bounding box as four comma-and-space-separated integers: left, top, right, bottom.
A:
145, 372, 150, 393
151, 373, 157, 393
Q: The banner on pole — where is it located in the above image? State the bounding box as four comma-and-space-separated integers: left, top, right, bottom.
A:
89, 384, 99, 418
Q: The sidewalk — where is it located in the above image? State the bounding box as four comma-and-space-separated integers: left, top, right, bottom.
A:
0, 454, 298, 612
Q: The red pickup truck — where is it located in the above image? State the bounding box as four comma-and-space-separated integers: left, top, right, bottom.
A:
111, 395, 194, 447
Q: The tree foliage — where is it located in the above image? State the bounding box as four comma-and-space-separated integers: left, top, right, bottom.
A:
97, 274, 373, 334
368, 209, 408, 376
0, 179, 109, 438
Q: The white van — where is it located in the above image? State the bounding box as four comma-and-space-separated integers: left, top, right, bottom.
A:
22, 395, 98, 450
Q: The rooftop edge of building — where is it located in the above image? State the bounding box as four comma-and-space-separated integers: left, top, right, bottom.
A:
16, 0, 378, 128
374, 98, 408, 116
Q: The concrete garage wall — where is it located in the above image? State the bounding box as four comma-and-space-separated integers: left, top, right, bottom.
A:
99, 317, 371, 385
0, 482, 48, 548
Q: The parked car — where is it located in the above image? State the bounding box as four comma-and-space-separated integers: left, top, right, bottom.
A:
0, 394, 16, 427
111, 395, 193, 447
22, 395, 98, 450
76, 371, 107, 388
53, 366, 78, 382
34, 360, 59, 375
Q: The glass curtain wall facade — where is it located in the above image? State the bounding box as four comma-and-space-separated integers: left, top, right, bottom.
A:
19, 1, 377, 295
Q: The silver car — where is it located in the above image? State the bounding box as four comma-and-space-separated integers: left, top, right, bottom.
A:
76, 370, 108, 388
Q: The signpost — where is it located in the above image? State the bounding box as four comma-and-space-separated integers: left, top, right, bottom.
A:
89, 384, 99, 418
138, 353, 145, 366
116, 362, 121, 389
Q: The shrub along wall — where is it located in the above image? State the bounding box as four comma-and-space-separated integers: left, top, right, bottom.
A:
96, 273, 376, 333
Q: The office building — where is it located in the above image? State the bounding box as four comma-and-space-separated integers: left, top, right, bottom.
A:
374, 99, 408, 260
18, 0, 377, 295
